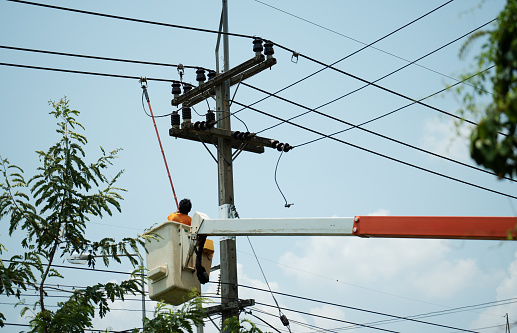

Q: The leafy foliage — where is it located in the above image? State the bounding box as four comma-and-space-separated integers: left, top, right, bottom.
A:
457, 0, 517, 178
139, 297, 206, 333
0, 98, 148, 331
221, 316, 267, 333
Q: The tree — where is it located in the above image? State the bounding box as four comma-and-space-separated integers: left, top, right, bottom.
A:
0, 98, 148, 332
457, 0, 517, 178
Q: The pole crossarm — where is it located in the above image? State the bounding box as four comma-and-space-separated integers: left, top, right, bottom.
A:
169, 126, 284, 154
171, 54, 276, 108
190, 213, 517, 240
203, 299, 255, 316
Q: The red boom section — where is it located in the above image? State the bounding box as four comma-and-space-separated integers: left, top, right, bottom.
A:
352, 216, 517, 240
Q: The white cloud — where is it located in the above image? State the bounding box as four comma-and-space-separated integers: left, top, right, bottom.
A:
310, 304, 347, 330
278, 236, 490, 302
420, 116, 472, 163
470, 250, 517, 332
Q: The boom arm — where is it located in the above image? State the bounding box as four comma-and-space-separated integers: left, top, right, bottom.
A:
191, 212, 516, 240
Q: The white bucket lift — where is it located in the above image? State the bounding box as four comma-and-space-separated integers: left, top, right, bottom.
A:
145, 220, 214, 306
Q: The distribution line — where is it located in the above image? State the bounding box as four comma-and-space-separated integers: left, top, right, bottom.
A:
231, 100, 517, 200
253, 300, 480, 333
241, 80, 516, 183
0, 45, 211, 71
294, 66, 495, 148
223, 0, 459, 126
0, 62, 513, 195
257, 18, 496, 134
216, 283, 493, 333
272, 40, 490, 129
254, 0, 486, 90
6, 0, 256, 39
0, 62, 175, 83
8, 0, 472, 128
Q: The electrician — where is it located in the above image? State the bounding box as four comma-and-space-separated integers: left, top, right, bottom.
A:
168, 198, 192, 226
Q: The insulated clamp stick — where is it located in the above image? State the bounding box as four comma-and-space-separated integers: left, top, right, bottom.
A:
140, 78, 179, 211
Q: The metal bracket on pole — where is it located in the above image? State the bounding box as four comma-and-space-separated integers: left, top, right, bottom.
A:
203, 299, 255, 316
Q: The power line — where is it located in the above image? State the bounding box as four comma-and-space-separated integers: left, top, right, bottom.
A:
294, 66, 494, 147
253, 299, 480, 333
256, 18, 496, 134
227, 0, 459, 127
0, 62, 174, 83
241, 80, 515, 183
0, 45, 210, 71
253, 0, 489, 91
2, 259, 134, 275
6, 0, 256, 39
230, 100, 517, 200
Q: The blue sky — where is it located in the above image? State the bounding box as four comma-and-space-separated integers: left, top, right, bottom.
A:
1, 0, 517, 332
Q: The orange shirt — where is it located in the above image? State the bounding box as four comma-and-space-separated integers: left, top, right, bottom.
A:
167, 212, 192, 226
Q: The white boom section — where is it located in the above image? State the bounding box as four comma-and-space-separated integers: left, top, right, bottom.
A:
191, 212, 355, 236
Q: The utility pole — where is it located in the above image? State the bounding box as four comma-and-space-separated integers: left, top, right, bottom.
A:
168, 0, 286, 326
217, 0, 239, 324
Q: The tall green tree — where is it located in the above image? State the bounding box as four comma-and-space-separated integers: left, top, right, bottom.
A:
457, 0, 517, 178
0, 98, 147, 332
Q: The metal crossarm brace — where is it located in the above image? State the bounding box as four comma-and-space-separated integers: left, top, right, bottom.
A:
183, 57, 277, 107
203, 299, 255, 316
169, 127, 281, 154
171, 54, 266, 107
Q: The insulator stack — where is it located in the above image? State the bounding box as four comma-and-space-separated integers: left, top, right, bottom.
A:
206, 110, 216, 128
196, 68, 206, 85
271, 140, 291, 152
264, 41, 274, 58
207, 70, 216, 80
182, 107, 191, 123
182, 84, 192, 94
171, 111, 180, 129
194, 121, 207, 130
253, 38, 263, 55
171, 82, 181, 97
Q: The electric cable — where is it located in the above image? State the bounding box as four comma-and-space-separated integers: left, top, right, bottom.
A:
6, 0, 256, 39
140, 80, 179, 211
237, 283, 484, 333
254, 300, 480, 333
231, 100, 517, 200
270, 40, 497, 131
251, 307, 340, 333
2, 259, 134, 276
8, 0, 481, 129
253, 0, 491, 94
0, 45, 211, 71
255, 301, 402, 333
218, 0, 460, 127
242, 80, 517, 184
295, 66, 495, 148
246, 235, 292, 332
274, 151, 294, 207
0, 62, 174, 83
256, 18, 497, 134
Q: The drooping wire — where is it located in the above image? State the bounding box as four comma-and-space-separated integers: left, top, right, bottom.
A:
256, 18, 497, 135
274, 151, 293, 208
245, 236, 292, 332
230, 100, 517, 201
242, 79, 517, 184
213, 0, 458, 128
140, 79, 179, 211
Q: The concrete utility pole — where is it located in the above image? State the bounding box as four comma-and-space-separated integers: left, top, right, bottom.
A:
217, 0, 239, 324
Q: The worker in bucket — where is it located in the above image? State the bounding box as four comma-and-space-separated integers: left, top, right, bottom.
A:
168, 198, 192, 226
